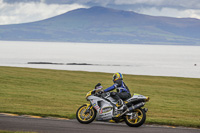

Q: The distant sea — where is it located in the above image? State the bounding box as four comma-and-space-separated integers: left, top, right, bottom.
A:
0, 41, 200, 78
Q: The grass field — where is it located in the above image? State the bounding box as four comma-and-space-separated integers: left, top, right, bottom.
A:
0, 66, 199, 128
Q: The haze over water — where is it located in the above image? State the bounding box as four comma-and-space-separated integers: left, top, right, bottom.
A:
0, 41, 200, 78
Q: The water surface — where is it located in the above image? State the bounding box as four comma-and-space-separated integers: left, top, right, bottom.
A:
0, 41, 199, 78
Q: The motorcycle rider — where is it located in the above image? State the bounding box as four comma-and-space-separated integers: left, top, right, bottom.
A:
104, 72, 131, 111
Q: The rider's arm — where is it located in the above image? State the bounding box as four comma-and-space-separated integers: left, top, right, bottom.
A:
104, 80, 124, 92
104, 84, 118, 92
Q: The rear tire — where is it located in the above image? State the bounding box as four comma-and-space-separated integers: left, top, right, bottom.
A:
76, 104, 96, 124
124, 108, 146, 127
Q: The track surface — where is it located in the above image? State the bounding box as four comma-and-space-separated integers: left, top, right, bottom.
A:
0, 114, 199, 133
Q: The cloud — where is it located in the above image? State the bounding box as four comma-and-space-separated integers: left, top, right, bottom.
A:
114, 0, 200, 9
112, 0, 200, 19
0, 0, 87, 25
3, 0, 200, 9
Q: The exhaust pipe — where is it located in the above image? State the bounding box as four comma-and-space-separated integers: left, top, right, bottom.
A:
119, 102, 145, 117
128, 102, 145, 112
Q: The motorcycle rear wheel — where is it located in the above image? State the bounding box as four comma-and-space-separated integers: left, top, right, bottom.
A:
124, 108, 146, 127
76, 104, 96, 124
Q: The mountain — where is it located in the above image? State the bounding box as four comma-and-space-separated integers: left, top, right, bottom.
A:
0, 6, 200, 45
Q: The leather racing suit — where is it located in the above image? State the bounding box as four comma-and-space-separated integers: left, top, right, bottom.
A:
104, 79, 131, 101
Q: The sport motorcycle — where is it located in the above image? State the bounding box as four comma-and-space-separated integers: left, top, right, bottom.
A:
76, 87, 150, 127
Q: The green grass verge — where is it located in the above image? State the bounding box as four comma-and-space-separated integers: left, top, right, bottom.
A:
0, 66, 199, 128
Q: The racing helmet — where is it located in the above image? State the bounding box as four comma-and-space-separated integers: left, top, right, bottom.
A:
113, 72, 123, 81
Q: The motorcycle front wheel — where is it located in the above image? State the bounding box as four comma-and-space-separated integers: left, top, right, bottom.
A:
124, 108, 146, 127
76, 104, 96, 124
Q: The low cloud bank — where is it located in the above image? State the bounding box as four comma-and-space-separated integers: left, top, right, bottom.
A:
0, 0, 87, 25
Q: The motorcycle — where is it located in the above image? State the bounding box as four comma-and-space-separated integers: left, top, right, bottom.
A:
76, 86, 150, 127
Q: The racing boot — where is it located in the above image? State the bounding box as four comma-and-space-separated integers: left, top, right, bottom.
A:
113, 99, 127, 119
116, 99, 127, 111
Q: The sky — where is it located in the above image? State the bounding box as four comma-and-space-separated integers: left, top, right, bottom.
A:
0, 0, 200, 25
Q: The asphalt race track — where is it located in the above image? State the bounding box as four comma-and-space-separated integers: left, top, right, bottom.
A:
0, 114, 199, 133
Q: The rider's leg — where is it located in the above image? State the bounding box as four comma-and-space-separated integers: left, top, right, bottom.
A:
117, 92, 131, 110
110, 92, 123, 108
111, 92, 131, 118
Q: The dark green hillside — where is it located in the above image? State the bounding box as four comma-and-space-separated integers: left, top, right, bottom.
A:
0, 6, 200, 45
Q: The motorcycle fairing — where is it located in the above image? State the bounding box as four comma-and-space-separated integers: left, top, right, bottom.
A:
88, 95, 114, 120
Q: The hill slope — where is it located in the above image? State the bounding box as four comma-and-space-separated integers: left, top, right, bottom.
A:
0, 6, 200, 45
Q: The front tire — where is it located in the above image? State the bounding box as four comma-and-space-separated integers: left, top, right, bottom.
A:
124, 108, 146, 127
76, 104, 96, 124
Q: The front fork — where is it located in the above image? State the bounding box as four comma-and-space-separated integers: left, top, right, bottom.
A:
84, 104, 93, 114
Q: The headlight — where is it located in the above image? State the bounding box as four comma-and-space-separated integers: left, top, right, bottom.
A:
86, 91, 92, 99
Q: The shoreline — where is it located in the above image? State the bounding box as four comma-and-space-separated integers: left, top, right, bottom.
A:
0, 65, 199, 79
